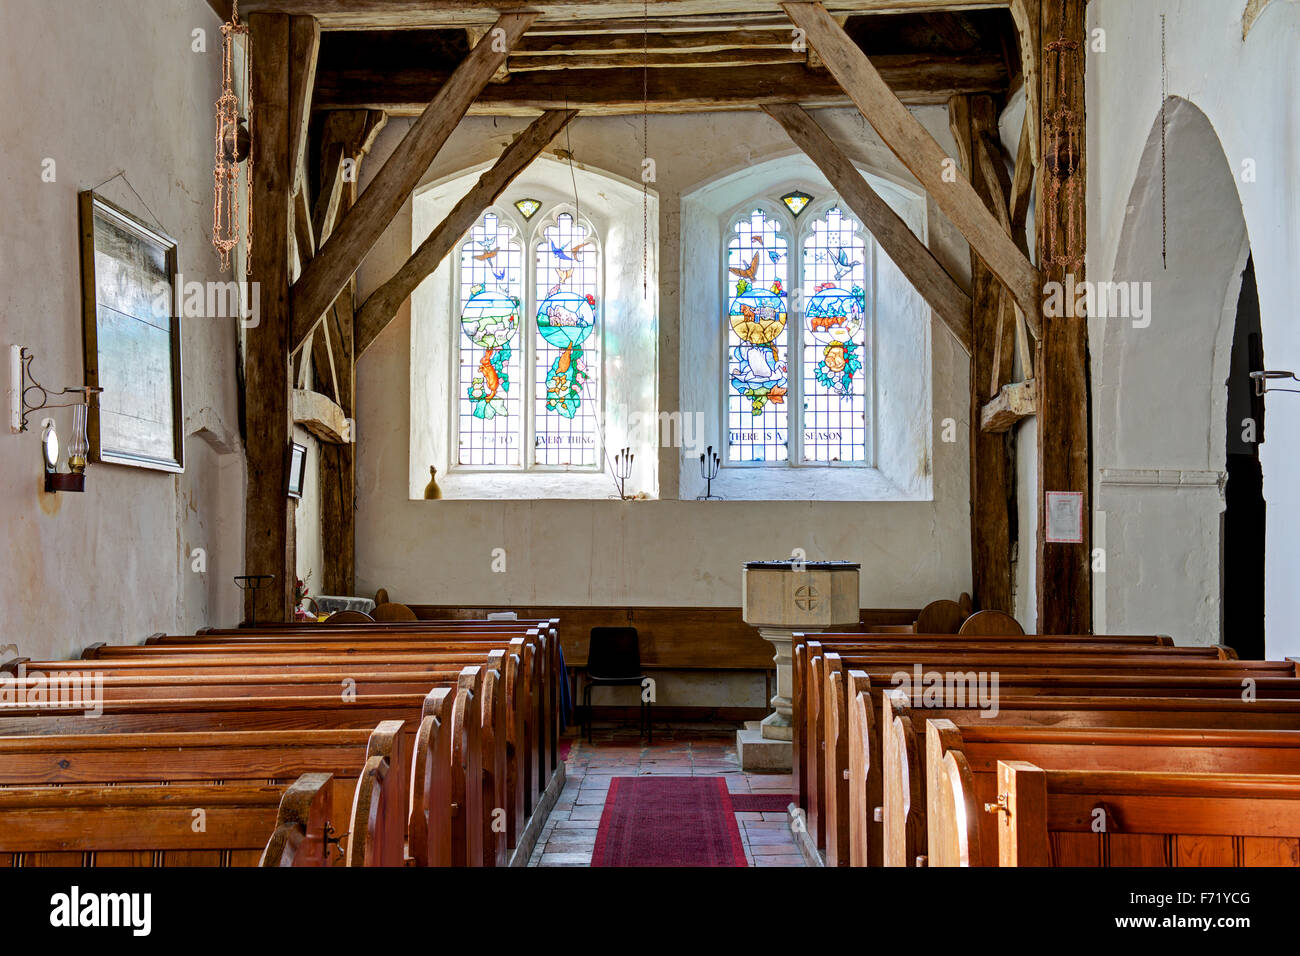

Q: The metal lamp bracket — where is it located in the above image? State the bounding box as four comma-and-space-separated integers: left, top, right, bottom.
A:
12, 346, 101, 432
1250, 370, 1300, 396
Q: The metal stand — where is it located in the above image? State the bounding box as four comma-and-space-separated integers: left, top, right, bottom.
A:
234, 574, 275, 626
696, 445, 722, 500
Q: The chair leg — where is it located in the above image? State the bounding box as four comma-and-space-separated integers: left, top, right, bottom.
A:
583, 684, 592, 744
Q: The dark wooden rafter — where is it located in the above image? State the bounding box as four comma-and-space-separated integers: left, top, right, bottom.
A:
291, 12, 538, 353
783, 1, 1041, 334
209, 2, 1014, 31
355, 108, 579, 357
1035, 0, 1090, 633
763, 102, 971, 352
244, 12, 296, 624
950, 93, 1014, 614
315, 55, 1009, 114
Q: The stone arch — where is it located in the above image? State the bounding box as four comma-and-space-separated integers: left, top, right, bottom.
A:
1093, 97, 1255, 644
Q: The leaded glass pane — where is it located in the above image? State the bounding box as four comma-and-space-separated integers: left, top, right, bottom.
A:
726, 208, 790, 462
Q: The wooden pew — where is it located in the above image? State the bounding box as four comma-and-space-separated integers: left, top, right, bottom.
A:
995, 761, 1300, 867
0, 682, 484, 866
111, 624, 556, 792
790, 632, 1177, 820
18, 642, 533, 860
879, 690, 1300, 868
0, 771, 335, 868
928, 721, 1300, 867
0, 722, 409, 866
833, 659, 1300, 866
805, 641, 1282, 864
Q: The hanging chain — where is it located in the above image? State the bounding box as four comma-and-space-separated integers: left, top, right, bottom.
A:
213, 0, 253, 274
642, 0, 649, 300
1161, 13, 1168, 270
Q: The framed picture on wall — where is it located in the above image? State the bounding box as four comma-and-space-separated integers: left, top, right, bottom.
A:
286, 441, 308, 499
78, 191, 184, 473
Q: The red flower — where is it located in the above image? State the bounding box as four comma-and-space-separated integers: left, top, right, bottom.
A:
585, 294, 596, 307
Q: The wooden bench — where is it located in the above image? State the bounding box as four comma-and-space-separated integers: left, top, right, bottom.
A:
879, 690, 1300, 868
0, 722, 407, 867
0, 772, 336, 868
791, 632, 1178, 817
927, 721, 1300, 866
995, 762, 1300, 866
803, 640, 1285, 864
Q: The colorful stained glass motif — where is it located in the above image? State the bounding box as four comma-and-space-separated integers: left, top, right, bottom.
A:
726, 208, 789, 462
534, 213, 600, 466
781, 190, 813, 217
537, 290, 596, 418
461, 285, 520, 419
801, 207, 868, 462
458, 212, 523, 466
514, 198, 542, 220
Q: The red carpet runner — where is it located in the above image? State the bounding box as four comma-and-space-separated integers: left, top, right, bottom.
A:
591, 777, 748, 867
729, 793, 794, 813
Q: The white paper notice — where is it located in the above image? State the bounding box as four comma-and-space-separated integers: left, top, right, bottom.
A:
1045, 491, 1084, 544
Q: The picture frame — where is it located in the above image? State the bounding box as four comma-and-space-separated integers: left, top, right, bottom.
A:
286, 441, 308, 499
78, 191, 184, 473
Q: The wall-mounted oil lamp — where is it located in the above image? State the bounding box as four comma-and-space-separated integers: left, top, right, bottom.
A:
11, 346, 101, 493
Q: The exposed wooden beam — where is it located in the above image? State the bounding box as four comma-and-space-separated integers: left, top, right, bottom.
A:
783, 1, 1041, 327
521, 13, 796, 33
210, 2, 1011, 31
981, 378, 1036, 432
244, 12, 296, 624
950, 92, 1013, 614
291, 12, 537, 352
288, 16, 321, 194
512, 29, 799, 53
507, 49, 807, 70
1035, 0, 1089, 634
1008, 109, 1034, 255
763, 103, 971, 352
355, 109, 579, 357
292, 182, 316, 267
1008, 0, 1040, 167
315, 55, 1010, 114
293, 388, 350, 443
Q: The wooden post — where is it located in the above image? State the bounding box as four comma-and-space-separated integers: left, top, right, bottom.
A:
950, 94, 1014, 613
1036, 0, 1090, 633
245, 12, 295, 623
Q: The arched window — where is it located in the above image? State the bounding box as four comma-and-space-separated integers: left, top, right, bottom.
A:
453, 208, 601, 469
724, 199, 871, 466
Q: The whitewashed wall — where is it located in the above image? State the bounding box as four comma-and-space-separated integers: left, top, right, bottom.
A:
0, 0, 244, 659
1086, 0, 1298, 654
354, 108, 974, 609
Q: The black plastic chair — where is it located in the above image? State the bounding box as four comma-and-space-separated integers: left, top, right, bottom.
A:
582, 627, 652, 744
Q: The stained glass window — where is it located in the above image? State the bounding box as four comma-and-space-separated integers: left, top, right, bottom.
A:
534, 213, 600, 466
782, 190, 813, 217
457, 212, 523, 465
726, 208, 790, 462
801, 207, 868, 462
723, 199, 872, 467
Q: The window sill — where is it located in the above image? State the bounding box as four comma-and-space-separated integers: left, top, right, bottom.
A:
680, 464, 930, 502
418, 470, 657, 501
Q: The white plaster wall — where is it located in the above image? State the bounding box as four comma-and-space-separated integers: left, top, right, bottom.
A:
354, 108, 972, 609
1087, 0, 1298, 653
0, 0, 244, 658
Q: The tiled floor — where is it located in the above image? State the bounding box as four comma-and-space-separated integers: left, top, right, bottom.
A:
528, 724, 805, 867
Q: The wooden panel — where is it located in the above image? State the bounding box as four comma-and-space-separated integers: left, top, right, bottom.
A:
406, 604, 921, 668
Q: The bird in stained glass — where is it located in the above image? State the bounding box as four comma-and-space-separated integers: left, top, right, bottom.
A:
491, 262, 507, 281
729, 252, 761, 281
829, 245, 861, 280
473, 243, 499, 261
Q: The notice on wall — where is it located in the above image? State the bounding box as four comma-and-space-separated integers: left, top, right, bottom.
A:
1045, 491, 1084, 544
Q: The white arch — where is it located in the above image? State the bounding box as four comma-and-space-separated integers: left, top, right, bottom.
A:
1093, 97, 1253, 644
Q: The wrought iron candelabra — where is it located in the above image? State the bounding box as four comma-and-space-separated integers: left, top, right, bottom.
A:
697, 445, 722, 500
614, 447, 634, 499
